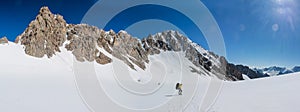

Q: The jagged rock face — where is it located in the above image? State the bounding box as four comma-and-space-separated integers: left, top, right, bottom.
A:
141, 36, 161, 55
142, 31, 214, 72
226, 63, 243, 81
0, 37, 8, 44
65, 24, 148, 68
65, 24, 102, 62
212, 56, 227, 79
214, 56, 244, 81
16, 6, 67, 58
112, 31, 149, 70
141, 31, 184, 55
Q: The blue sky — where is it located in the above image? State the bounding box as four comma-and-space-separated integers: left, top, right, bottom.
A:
0, 0, 299, 68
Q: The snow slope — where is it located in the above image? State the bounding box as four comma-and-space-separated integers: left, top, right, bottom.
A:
0, 42, 93, 112
0, 42, 213, 112
0, 42, 89, 112
210, 72, 300, 112
1, 42, 300, 112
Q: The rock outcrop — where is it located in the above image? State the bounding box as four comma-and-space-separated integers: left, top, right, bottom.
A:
65, 24, 148, 67
235, 65, 268, 79
16, 6, 67, 58
65, 24, 102, 62
0, 37, 8, 44
112, 30, 149, 70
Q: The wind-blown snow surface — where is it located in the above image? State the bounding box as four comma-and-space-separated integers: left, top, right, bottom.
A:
210, 72, 300, 112
0, 42, 300, 112
0, 42, 89, 112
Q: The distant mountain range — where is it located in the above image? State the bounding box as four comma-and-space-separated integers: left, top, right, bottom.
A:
234, 66, 300, 79
253, 66, 300, 76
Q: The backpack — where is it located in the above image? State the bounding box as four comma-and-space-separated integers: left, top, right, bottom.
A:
176, 83, 179, 90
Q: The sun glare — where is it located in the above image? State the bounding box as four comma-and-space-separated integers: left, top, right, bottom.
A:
274, 0, 283, 4
274, 0, 294, 5
273, 0, 295, 15
272, 0, 296, 29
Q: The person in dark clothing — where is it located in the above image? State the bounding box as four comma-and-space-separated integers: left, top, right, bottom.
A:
176, 83, 183, 95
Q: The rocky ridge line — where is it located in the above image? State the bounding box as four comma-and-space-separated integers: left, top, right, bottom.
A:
15, 6, 257, 81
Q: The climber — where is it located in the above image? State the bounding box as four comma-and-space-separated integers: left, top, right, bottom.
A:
176, 83, 183, 95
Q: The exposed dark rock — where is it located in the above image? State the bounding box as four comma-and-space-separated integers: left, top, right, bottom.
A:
236, 65, 267, 79
226, 63, 243, 81
95, 52, 112, 64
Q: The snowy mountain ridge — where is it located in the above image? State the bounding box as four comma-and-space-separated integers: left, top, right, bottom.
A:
253, 66, 300, 76
11, 6, 254, 81
5, 6, 277, 81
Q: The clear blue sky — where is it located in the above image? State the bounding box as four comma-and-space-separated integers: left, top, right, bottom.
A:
0, 0, 299, 68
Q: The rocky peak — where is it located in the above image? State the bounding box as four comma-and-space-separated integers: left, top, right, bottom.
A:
0, 36, 8, 44
39, 6, 51, 16
15, 6, 67, 58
